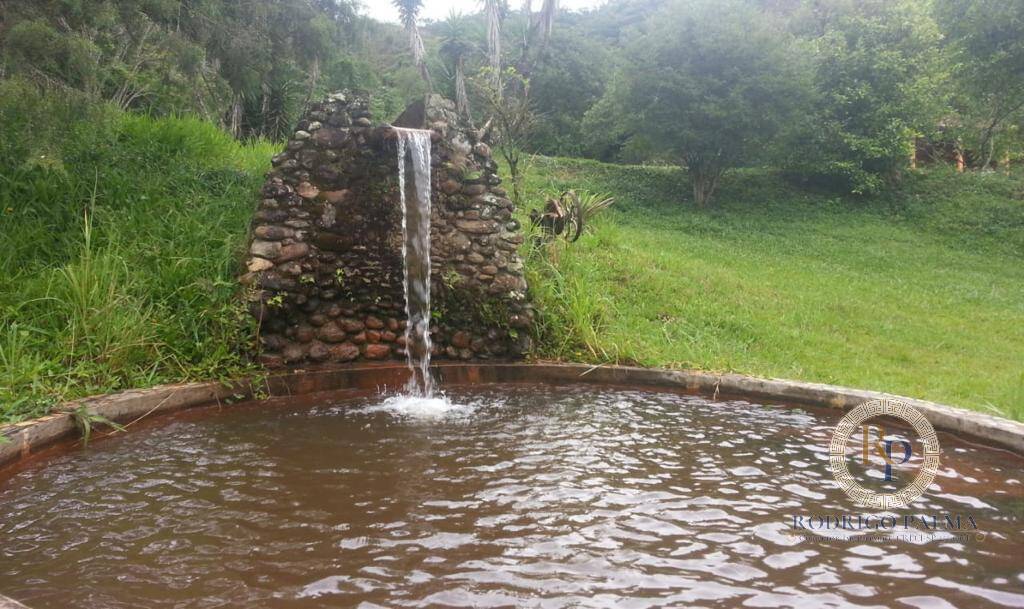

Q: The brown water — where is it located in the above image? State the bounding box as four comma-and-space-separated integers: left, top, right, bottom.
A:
1, 385, 1022, 608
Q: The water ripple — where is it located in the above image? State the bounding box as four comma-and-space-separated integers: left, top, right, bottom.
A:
0, 385, 1020, 609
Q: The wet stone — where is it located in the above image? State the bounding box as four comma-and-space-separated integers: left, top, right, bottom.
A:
341, 318, 364, 333
317, 322, 346, 343
250, 240, 281, 260
308, 342, 329, 361
278, 243, 310, 262
329, 342, 359, 361
282, 344, 306, 362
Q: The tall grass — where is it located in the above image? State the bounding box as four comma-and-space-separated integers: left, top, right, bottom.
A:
0, 79, 274, 422
51, 212, 156, 372
523, 221, 619, 361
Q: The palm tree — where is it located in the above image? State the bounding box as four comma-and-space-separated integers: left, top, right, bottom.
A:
481, 0, 503, 92
517, 0, 557, 79
392, 0, 434, 92
440, 12, 475, 124
478, 0, 557, 98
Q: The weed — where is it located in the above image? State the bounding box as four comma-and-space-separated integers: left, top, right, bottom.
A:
68, 405, 125, 446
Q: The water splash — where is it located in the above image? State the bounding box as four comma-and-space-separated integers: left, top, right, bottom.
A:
395, 128, 435, 397
360, 393, 474, 421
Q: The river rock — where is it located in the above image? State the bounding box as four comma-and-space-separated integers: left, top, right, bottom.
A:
363, 343, 391, 359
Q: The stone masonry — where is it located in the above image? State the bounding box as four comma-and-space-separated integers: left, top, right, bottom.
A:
240, 91, 534, 366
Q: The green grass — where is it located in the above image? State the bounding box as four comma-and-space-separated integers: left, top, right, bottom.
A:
0, 80, 274, 422
518, 156, 1024, 421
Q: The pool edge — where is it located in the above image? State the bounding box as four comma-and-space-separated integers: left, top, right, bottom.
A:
0, 594, 30, 608
2, 362, 1022, 474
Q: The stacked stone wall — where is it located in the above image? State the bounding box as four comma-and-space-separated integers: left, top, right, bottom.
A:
241, 92, 533, 366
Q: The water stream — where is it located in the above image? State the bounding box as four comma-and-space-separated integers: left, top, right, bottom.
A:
395, 128, 435, 397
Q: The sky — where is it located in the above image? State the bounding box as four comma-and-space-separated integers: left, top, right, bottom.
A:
360, 0, 606, 24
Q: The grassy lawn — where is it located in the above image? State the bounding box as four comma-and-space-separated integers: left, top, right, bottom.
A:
519, 156, 1024, 421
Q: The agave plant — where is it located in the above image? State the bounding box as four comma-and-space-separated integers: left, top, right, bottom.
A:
440, 12, 475, 124
393, 0, 434, 91
530, 190, 614, 242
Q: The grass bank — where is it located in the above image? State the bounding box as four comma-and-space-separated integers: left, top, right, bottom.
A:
519, 156, 1024, 421
0, 81, 273, 423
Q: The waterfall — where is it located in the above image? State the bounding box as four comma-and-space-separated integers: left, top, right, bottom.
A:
395, 128, 434, 396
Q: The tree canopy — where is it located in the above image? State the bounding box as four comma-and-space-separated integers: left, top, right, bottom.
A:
590, 0, 810, 206
2, 0, 1021, 202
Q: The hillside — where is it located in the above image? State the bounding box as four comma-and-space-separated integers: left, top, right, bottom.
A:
1, 87, 1022, 422
0, 84, 272, 422
520, 157, 1024, 420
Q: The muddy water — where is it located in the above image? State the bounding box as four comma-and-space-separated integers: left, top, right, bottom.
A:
1, 385, 1022, 608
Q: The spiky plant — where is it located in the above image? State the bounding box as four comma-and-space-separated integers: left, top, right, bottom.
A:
392, 0, 434, 91
440, 12, 476, 124
530, 190, 614, 243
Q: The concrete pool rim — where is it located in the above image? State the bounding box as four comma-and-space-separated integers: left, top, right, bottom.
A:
2, 362, 1023, 474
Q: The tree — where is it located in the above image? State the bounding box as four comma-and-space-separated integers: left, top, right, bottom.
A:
789, 0, 948, 193
529, 22, 615, 156
0, 0, 368, 139
589, 0, 810, 206
393, 0, 434, 92
515, 0, 558, 81
471, 67, 536, 206
440, 12, 476, 124
481, 0, 504, 92
935, 0, 1024, 169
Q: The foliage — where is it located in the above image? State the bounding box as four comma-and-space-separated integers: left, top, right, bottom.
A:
1, 0, 1022, 428
934, 0, 1024, 169
471, 67, 537, 204
2, 0, 1020, 175
439, 12, 477, 124
0, 0, 374, 139
393, 0, 434, 92
785, 0, 949, 193
528, 23, 616, 156
529, 190, 614, 243
68, 405, 125, 447
588, 0, 811, 206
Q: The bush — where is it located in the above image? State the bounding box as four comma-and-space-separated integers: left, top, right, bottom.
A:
3, 20, 101, 92
784, 0, 948, 194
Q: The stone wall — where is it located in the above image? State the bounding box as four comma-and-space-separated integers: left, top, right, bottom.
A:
240, 92, 534, 367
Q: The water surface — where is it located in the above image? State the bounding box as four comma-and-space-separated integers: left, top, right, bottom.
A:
1, 385, 1022, 608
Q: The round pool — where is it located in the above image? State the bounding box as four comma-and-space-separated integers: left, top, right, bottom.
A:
1, 384, 1022, 608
